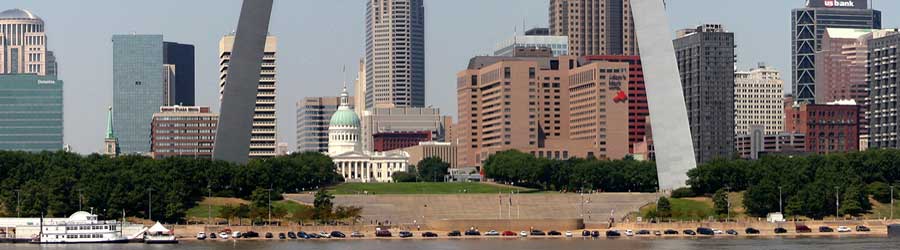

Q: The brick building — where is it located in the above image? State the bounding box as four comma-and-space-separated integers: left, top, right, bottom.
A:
150, 106, 218, 159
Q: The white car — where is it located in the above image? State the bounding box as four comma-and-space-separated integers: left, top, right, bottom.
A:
485, 230, 500, 236
318, 232, 331, 238
713, 229, 724, 235
624, 230, 634, 236
565, 231, 573, 237
218, 232, 229, 239
196, 232, 206, 240
837, 226, 851, 233
519, 231, 528, 237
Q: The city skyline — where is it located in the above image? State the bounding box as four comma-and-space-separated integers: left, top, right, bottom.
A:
7, 0, 900, 154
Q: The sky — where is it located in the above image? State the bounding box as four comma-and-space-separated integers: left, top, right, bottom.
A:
4, 0, 899, 154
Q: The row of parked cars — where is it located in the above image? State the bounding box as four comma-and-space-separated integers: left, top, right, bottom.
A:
604, 225, 871, 237
198, 230, 366, 240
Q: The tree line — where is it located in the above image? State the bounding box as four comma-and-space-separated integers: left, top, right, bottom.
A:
0, 151, 342, 222
686, 149, 900, 219
482, 150, 658, 192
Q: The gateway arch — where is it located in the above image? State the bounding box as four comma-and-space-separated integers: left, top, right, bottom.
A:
214, 0, 697, 189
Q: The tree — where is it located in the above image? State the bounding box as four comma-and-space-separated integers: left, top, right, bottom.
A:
671, 187, 696, 198
416, 157, 450, 182
392, 171, 418, 183
250, 187, 270, 209
713, 189, 728, 216
657, 197, 672, 218
868, 182, 892, 204
313, 189, 335, 222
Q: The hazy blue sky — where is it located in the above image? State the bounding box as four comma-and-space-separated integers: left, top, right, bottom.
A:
4, 0, 899, 154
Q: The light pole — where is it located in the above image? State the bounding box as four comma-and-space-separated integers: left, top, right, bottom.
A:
148, 188, 153, 222
834, 186, 840, 220
267, 185, 272, 226
891, 185, 895, 220
207, 184, 212, 226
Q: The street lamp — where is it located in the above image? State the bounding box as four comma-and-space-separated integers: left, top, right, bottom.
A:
15, 189, 20, 218
891, 185, 895, 220
834, 186, 840, 220
778, 186, 783, 214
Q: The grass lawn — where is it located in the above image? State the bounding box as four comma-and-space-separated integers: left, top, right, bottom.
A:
868, 198, 900, 219
186, 197, 311, 220
327, 182, 534, 195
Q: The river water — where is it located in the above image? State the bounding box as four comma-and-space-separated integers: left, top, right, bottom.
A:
1, 237, 898, 250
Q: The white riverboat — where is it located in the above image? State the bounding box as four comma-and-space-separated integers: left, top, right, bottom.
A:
31, 211, 130, 244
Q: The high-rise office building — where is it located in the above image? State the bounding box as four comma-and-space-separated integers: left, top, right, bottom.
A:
734, 64, 784, 135
219, 34, 278, 158
361, 107, 447, 152
0, 9, 55, 76
0, 75, 63, 152
494, 27, 569, 57
163, 42, 195, 106
549, 0, 637, 56
150, 106, 218, 159
112, 35, 195, 154
455, 54, 630, 167
674, 24, 735, 164
791, 0, 880, 103
365, 0, 425, 109
296, 95, 354, 153
867, 30, 900, 149
582, 55, 647, 154
785, 101, 859, 154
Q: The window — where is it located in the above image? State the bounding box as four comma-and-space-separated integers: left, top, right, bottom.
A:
504, 67, 511, 79
529, 67, 536, 79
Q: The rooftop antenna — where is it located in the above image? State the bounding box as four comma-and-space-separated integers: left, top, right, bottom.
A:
342, 65, 347, 90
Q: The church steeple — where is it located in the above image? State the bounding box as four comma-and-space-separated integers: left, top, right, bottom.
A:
105, 106, 115, 139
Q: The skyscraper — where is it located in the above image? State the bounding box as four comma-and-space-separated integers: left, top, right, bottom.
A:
792, 0, 880, 103
549, 0, 637, 56
0, 75, 63, 152
163, 42, 195, 106
674, 24, 736, 164
365, 0, 425, 109
494, 27, 569, 57
112, 35, 195, 154
734, 64, 784, 135
113, 35, 165, 154
219, 34, 277, 158
867, 30, 900, 149
0, 9, 55, 76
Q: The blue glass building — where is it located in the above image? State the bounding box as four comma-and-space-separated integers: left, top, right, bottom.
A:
0, 74, 63, 151
113, 34, 165, 154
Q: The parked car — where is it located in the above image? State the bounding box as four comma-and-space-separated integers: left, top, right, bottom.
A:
376, 229, 392, 237
298, 231, 310, 239
774, 227, 788, 234
636, 230, 651, 235
317, 232, 330, 238
712, 229, 724, 235
819, 226, 834, 233
796, 225, 812, 233
519, 231, 528, 237
606, 230, 621, 237
696, 227, 714, 236
244, 231, 260, 238
582, 230, 592, 237
664, 229, 679, 235
484, 230, 500, 236
278, 233, 287, 239
548, 230, 562, 236
209, 232, 217, 239
447, 230, 462, 237
422, 232, 439, 238
624, 230, 634, 236
399, 231, 413, 238
464, 229, 481, 236
653, 230, 662, 236
856, 225, 871, 232
591, 231, 600, 238
331, 231, 346, 238
350, 231, 365, 238
565, 231, 574, 237
232, 231, 242, 238
530, 230, 546, 236
837, 226, 851, 233
287, 232, 296, 239
683, 229, 696, 236
745, 228, 760, 234
219, 232, 230, 239
726, 229, 738, 236
196, 232, 207, 240
502, 231, 517, 237
264, 232, 273, 239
